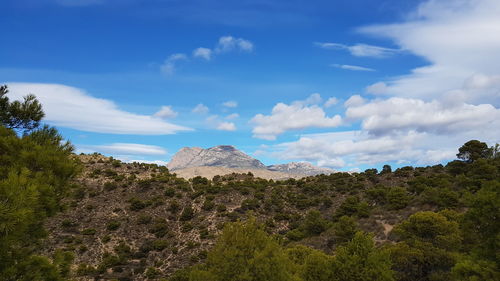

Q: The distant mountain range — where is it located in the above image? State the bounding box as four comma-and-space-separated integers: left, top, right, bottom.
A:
167, 145, 335, 179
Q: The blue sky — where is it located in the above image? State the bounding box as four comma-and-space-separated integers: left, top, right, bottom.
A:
2, 0, 499, 171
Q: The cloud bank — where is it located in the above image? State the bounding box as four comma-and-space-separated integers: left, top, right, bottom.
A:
6, 83, 191, 135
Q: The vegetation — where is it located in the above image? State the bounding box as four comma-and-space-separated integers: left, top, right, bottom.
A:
0, 86, 78, 280
0, 85, 498, 280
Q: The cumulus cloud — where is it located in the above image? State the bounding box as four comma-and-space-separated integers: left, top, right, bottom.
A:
324, 97, 338, 108
268, 130, 459, 168
160, 53, 187, 76
262, 0, 500, 170
225, 113, 239, 120
346, 97, 500, 136
216, 36, 254, 53
192, 103, 209, 114
216, 122, 237, 131
316, 42, 400, 58
331, 64, 375, 72
204, 115, 237, 131
79, 143, 167, 156
344, 95, 366, 107
222, 100, 238, 108
250, 94, 342, 140
360, 0, 500, 105
193, 47, 212, 60
154, 105, 178, 119
6, 83, 191, 135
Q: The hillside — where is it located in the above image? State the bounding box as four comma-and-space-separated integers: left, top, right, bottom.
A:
35, 150, 500, 281
171, 166, 303, 180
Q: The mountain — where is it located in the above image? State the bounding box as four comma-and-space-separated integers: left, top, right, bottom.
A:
267, 162, 335, 176
167, 145, 266, 171
167, 145, 334, 178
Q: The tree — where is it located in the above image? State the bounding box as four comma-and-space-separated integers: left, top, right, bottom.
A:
331, 232, 394, 281
380, 165, 392, 175
389, 211, 461, 281
189, 217, 300, 281
0, 85, 44, 133
457, 140, 490, 163
330, 216, 358, 246
0, 94, 77, 280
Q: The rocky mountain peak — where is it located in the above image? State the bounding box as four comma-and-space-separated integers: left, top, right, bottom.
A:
267, 162, 335, 176
167, 145, 266, 171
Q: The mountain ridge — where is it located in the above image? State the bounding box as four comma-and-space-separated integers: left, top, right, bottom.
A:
167, 145, 335, 177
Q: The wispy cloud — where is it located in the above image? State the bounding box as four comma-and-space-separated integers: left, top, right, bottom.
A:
331, 64, 375, 72
315, 42, 400, 58
192, 103, 209, 114
161, 36, 253, 75
222, 100, 238, 108
6, 83, 191, 135
215, 36, 254, 53
79, 143, 167, 156
160, 53, 188, 76
360, 0, 500, 105
193, 47, 212, 60
225, 113, 239, 120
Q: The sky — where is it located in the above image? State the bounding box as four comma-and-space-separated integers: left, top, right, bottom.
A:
1, 0, 499, 171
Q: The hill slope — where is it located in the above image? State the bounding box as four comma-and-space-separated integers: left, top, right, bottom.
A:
38, 153, 500, 280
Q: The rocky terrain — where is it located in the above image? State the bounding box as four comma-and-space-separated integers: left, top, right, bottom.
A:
267, 162, 335, 176
172, 166, 303, 180
167, 145, 335, 179
167, 145, 266, 171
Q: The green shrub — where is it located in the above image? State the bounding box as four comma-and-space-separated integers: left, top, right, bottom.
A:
106, 220, 121, 231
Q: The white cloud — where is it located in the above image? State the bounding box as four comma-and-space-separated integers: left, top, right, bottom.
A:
360, 0, 500, 105
216, 36, 254, 53
79, 143, 167, 156
346, 97, 500, 136
192, 103, 209, 114
250, 94, 342, 140
324, 97, 338, 108
331, 64, 375, 72
315, 42, 400, 58
204, 115, 237, 131
225, 113, 240, 120
300, 93, 323, 106
261, 0, 500, 170
193, 47, 212, 60
317, 158, 346, 169
6, 83, 191, 135
129, 159, 169, 166
365, 82, 388, 95
160, 53, 187, 76
162, 36, 253, 75
344, 95, 366, 107
222, 100, 238, 108
216, 122, 237, 131
154, 105, 178, 119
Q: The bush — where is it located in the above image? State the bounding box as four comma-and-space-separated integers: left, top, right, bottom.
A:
180, 206, 195, 221
81, 228, 96, 235
386, 187, 410, 210
128, 197, 148, 211
137, 214, 152, 225
106, 220, 121, 231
